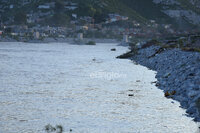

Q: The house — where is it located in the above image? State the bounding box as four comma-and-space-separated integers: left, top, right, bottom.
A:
22, 0, 32, 6
58, 35, 65, 38
10, 5, 14, 9
65, 6, 77, 10
64, 2, 78, 10
82, 26, 88, 30
38, 5, 50, 9
38, 2, 55, 9
11, 33, 18, 36
150, 20, 156, 23
80, 16, 93, 23
72, 14, 77, 19
106, 13, 128, 23
76, 25, 88, 31
27, 18, 34, 23
122, 16, 128, 21
164, 24, 171, 29
0, 31, 3, 35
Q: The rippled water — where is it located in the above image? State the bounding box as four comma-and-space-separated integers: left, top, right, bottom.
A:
0, 42, 199, 133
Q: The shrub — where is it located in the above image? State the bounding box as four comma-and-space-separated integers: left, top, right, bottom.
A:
45, 124, 63, 133
181, 47, 200, 52
86, 41, 96, 45
141, 39, 159, 48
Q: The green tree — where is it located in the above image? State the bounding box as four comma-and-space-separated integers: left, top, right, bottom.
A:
14, 11, 27, 25
55, 0, 65, 13
47, 13, 70, 26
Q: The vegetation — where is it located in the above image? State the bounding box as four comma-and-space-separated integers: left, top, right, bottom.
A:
1, 0, 200, 27
86, 41, 96, 45
14, 11, 27, 25
141, 39, 160, 49
46, 13, 70, 27
181, 47, 200, 52
45, 124, 63, 133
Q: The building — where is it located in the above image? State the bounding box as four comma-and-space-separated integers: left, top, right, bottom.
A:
64, 2, 78, 10
123, 34, 128, 43
77, 33, 83, 40
34, 31, 40, 39
38, 5, 50, 9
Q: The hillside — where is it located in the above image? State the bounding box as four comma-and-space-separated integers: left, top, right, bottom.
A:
0, 0, 200, 29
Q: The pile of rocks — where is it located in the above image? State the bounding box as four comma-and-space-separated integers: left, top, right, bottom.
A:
119, 40, 200, 121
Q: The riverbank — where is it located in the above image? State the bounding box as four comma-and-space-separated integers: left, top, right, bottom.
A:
117, 41, 200, 121
0, 36, 119, 44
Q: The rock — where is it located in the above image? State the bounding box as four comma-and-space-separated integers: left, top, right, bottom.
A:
171, 90, 176, 95
163, 72, 171, 78
188, 73, 195, 76
116, 51, 133, 58
188, 91, 199, 98
127, 42, 200, 121
128, 94, 134, 97
151, 81, 157, 84
165, 91, 170, 97
186, 105, 197, 115
155, 82, 160, 87
111, 48, 116, 51
196, 99, 200, 118
164, 90, 176, 98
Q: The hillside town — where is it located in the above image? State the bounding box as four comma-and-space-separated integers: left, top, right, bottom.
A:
0, 0, 198, 42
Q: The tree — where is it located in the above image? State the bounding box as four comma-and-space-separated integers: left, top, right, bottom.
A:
14, 11, 27, 25
4, 27, 12, 33
55, 0, 65, 13
47, 13, 70, 27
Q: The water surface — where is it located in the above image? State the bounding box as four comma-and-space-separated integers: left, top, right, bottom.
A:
0, 42, 198, 133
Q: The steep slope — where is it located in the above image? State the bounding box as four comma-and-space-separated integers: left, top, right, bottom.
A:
152, 0, 200, 26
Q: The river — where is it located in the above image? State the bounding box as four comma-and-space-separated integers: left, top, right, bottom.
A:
0, 42, 199, 133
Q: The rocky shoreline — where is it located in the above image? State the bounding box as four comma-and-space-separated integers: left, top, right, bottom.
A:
118, 42, 200, 121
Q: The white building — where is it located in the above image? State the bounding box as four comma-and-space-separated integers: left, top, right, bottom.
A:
38, 5, 50, 9
77, 33, 83, 40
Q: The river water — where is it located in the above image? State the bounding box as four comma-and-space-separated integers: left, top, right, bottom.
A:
0, 42, 199, 133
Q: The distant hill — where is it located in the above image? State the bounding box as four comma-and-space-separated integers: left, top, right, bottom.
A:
0, 0, 200, 29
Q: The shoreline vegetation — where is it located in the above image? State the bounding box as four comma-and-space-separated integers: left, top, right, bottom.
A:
0, 36, 119, 44
117, 34, 200, 121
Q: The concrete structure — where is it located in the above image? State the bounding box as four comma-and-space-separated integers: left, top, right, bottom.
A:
34, 31, 40, 39
77, 33, 83, 40
123, 34, 128, 43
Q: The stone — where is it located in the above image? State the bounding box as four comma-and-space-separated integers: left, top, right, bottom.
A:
128, 94, 134, 97
111, 48, 116, 51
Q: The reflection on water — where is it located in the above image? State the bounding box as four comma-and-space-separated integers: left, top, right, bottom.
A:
0, 42, 199, 133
